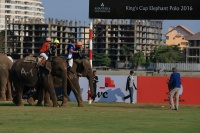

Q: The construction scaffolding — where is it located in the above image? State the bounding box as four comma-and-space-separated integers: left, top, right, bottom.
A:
5, 18, 90, 59
92, 19, 163, 66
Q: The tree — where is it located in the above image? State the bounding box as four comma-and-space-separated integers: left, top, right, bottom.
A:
150, 45, 182, 63
130, 51, 146, 69
121, 45, 133, 69
95, 53, 111, 66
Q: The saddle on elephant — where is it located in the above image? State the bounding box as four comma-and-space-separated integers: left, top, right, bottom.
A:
23, 56, 45, 67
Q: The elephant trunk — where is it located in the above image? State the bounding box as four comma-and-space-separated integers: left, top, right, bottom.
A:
62, 72, 68, 98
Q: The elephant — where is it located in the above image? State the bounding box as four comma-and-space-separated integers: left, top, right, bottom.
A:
11, 56, 68, 107
27, 58, 94, 107
0, 54, 13, 101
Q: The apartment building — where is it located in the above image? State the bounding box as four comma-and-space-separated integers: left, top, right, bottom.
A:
164, 25, 194, 50
0, 0, 44, 31
93, 19, 163, 67
5, 18, 162, 68
183, 32, 200, 63
5, 18, 89, 59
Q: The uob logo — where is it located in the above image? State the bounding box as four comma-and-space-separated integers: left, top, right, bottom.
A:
97, 77, 115, 98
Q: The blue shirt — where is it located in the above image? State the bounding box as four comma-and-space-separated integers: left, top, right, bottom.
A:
66, 44, 75, 58
170, 72, 181, 89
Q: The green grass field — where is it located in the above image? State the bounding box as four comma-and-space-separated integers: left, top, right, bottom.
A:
0, 101, 200, 133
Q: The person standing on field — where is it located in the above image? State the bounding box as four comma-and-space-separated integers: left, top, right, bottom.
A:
92, 70, 98, 102
167, 67, 181, 110
123, 70, 137, 103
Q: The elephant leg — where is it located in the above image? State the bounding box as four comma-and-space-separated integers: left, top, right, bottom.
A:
0, 90, 6, 101
61, 85, 71, 107
27, 87, 43, 106
0, 79, 7, 101
70, 79, 84, 107
74, 90, 84, 107
44, 89, 52, 107
6, 81, 12, 101
43, 75, 58, 107
36, 88, 44, 106
67, 88, 71, 102
61, 96, 68, 107
13, 83, 24, 106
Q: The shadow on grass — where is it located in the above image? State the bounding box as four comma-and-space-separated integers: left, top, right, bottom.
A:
0, 102, 34, 106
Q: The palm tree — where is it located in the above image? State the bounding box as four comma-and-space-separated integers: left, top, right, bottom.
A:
121, 45, 133, 69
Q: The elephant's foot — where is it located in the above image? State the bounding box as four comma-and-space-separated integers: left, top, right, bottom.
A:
12, 97, 17, 105
27, 97, 35, 106
61, 103, 68, 107
6, 98, 13, 101
53, 103, 60, 107
36, 103, 43, 106
0, 91, 6, 101
17, 103, 24, 106
44, 103, 52, 107
0, 97, 6, 101
78, 102, 85, 107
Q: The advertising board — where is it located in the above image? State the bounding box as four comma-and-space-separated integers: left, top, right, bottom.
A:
69, 75, 138, 103
89, 0, 200, 19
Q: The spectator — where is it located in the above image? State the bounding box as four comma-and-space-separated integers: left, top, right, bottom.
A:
123, 70, 137, 103
167, 67, 181, 110
92, 70, 98, 102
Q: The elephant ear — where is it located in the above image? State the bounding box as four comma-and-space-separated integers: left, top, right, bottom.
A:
45, 61, 52, 73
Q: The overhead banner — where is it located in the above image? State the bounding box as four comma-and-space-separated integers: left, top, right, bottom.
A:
89, 0, 200, 20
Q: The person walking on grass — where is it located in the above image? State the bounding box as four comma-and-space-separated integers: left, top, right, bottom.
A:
167, 67, 180, 110
123, 70, 137, 104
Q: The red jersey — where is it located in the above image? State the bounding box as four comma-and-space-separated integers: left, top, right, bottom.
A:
40, 42, 50, 53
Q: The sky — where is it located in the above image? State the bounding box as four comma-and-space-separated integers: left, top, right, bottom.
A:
41, 0, 200, 37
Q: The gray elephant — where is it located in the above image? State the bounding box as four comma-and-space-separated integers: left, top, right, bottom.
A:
28, 58, 94, 107
0, 54, 13, 101
11, 56, 68, 107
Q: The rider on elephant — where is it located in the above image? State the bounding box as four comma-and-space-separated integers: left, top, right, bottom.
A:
49, 39, 59, 60
73, 42, 83, 76
66, 39, 78, 68
39, 37, 52, 66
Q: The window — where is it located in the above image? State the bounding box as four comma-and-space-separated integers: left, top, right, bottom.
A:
182, 38, 185, 40
178, 43, 180, 46
173, 37, 175, 40
166, 36, 169, 39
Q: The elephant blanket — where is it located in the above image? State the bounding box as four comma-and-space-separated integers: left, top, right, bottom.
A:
23, 56, 43, 66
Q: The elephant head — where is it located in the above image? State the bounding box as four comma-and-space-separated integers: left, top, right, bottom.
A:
47, 57, 68, 98
79, 58, 94, 97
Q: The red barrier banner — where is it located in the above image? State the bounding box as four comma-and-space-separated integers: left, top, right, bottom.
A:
137, 76, 200, 105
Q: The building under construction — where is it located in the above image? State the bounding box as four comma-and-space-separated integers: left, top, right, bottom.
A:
5, 18, 89, 59
5, 18, 163, 68
92, 19, 163, 67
